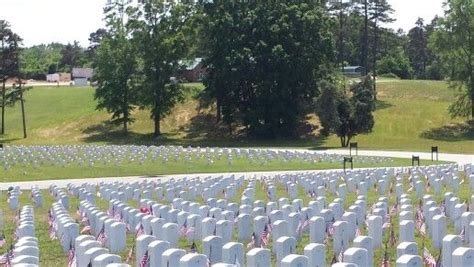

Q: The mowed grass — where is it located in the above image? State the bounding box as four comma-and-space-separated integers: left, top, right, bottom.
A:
324, 80, 474, 153
2, 156, 448, 182
0, 80, 472, 153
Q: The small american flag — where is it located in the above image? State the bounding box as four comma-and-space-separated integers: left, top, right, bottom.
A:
355, 227, 362, 237
80, 225, 92, 235
180, 220, 189, 237
419, 223, 426, 237
337, 249, 344, 262
423, 247, 436, 267
97, 226, 107, 246
260, 224, 270, 247
389, 228, 397, 246
0, 234, 5, 247
139, 251, 149, 267
190, 242, 197, 253
67, 246, 76, 267
0, 247, 13, 266
135, 222, 144, 237
459, 227, 465, 241
246, 232, 256, 250
297, 217, 310, 235
126, 244, 135, 263
381, 244, 390, 267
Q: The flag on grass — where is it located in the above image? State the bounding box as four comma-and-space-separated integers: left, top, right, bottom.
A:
139, 251, 149, 267
246, 233, 256, 250
67, 244, 76, 267
97, 225, 107, 246
423, 247, 436, 267
126, 244, 135, 263
260, 224, 270, 247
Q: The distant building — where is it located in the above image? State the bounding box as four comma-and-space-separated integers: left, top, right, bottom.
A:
72, 68, 93, 86
342, 66, 366, 77
46, 73, 60, 82
180, 58, 207, 82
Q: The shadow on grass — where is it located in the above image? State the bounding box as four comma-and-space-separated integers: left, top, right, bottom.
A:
0, 136, 23, 144
375, 100, 393, 110
420, 120, 474, 142
79, 116, 336, 150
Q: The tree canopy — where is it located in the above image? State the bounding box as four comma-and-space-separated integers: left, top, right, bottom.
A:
430, 0, 474, 119
201, 1, 335, 138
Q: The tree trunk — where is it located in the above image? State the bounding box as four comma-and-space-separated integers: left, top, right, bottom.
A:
123, 115, 128, 133
471, 90, 474, 119
154, 115, 161, 137
20, 89, 27, 139
373, 12, 378, 100
1, 80, 5, 135
339, 8, 344, 73
363, 0, 369, 73
216, 97, 221, 123
340, 136, 346, 147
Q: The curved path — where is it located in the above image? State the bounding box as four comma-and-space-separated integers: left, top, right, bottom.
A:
323, 149, 473, 165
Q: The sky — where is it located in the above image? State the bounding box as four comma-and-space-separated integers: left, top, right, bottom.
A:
0, 0, 446, 47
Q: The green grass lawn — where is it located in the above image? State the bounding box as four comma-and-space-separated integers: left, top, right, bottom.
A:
0, 80, 472, 153
2, 156, 449, 182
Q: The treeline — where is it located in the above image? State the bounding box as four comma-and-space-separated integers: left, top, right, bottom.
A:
89, 0, 474, 141
2, 0, 473, 143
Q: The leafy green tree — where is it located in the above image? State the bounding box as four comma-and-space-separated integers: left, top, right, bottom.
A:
315, 81, 342, 136
406, 18, 428, 78
60, 41, 86, 71
0, 20, 22, 135
20, 43, 63, 79
202, 1, 335, 138
87, 28, 108, 60
316, 76, 375, 147
93, 0, 138, 132
377, 52, 413, 79
430, 0, 474, 118
132, 0, 193, 137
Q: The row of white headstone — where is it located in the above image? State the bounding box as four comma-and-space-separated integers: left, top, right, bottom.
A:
9, 162, 474, 266
11, 205, 39, 266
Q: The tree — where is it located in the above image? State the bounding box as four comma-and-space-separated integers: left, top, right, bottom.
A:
60, 41, 85, 71
315, 76, 375, 147
315, 81, 343, 136
407, 18, 428, 78
430, 0, 474, 118
0, 20, 22, 135
20, 43, 63, 79
87, 28, 108, 61
93, 0, 138, 132
369, 0, 394, 99
132, 0, 193, 137
377, 51, 413, 79
202, 1, 335, 138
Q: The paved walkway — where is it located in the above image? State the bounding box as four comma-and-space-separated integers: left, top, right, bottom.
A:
324, 149, 473, 165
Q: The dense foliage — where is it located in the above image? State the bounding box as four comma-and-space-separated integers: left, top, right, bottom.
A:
316, 76, 375, 147
201, 1, 335, 138
430, 0, 474, 119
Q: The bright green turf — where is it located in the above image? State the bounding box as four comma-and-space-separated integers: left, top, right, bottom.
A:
1, 80, 472, 153
1, 156, 449, 182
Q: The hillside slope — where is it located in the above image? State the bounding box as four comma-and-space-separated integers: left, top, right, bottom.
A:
1, 80, 472, 153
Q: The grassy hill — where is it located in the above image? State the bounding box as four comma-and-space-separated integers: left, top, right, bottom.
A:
1, 80, 473, 153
